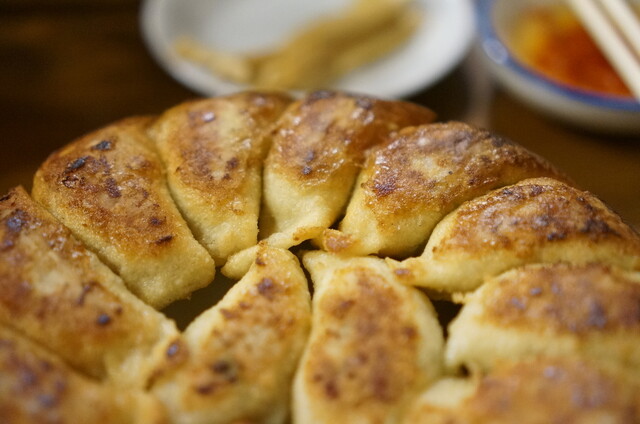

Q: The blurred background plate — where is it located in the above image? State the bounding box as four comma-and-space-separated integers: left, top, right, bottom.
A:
140, 0, 475, 98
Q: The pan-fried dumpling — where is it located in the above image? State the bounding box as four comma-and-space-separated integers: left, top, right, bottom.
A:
390, 178, 640, 295
152, 246, 311, 424
446, 263, 640, 377
403, 358, 640, 424
0, 187, 181, 388
222, 90, 434, 278
0, 324, 168, 424
149, 92, 292, 265
32, 117, 215, 309
295, 252, 443, 424
7, 90, 640, 422
322, 122, 567, 257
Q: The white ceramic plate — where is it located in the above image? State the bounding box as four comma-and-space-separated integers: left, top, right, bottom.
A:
140, 0, 475, 99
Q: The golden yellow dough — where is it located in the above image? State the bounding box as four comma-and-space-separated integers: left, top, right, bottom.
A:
404, 358, 640, 424
222, 91, 434, 278
0, 187, 181, 388
149, 92, 292, 265
0, 324, 168, 424
321, 122, 567, 257
446, 263, 640, 377
32, 117, 215, 309
5, 90, 640, 422
151, 246, 311, 424
294, 251, 443, 424
390, 177, 640, 295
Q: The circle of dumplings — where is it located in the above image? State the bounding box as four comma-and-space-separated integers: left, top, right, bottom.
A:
2, 91, 640, 423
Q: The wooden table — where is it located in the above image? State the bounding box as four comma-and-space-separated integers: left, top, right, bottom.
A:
1, 1, 639, 230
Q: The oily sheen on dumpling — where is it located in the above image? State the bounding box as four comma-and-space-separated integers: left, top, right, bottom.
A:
32, 117, 215, 309
321, 122, 567, 257
403, 358, 640, 424
295, 252, 443, 424
0, 324, 168, 424
152, 246, 310, 424
0, 187, 180, 388
445, 263, 640, 378
222, 91, 435, 278
390, 177, 640, 295
1, 90, 639, 424
150, 92, 292, 265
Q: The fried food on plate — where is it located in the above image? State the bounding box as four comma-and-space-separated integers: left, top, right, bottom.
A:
175, 0, 422, 90
149, 92, 292, 265
32, 117, 215, 309
0, 186, 180, 388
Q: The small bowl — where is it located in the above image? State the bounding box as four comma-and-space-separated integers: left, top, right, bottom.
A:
476, 0, 640, 135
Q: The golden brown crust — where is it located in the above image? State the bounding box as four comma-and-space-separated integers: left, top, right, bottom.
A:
437, 178, 639, 256
267, 90, 435, 185
152, 92, 291, 200
466, 359, 640, 423
0, 187, 180, 387
34, 117, 173, 251
480, 263, 640, 335
445, 263, 640, 376
223, 91, 435, 279
153, 247, 311, 424
32, 117, 215, 308
295, 253, 443, 424
149, 92, 292, 264
5, 91, 640, 422
393, 178, 640, 293
324, 122, 568, 257
0, 324, 168, 424
405, 358, 640, 424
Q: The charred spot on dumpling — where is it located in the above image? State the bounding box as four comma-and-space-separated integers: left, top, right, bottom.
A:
65, 156, 90, 172
75, 282, 97, 306
219, 308, 239, 320
153, 235, 174, 245
91, 139, 114, 151
61, 175, 82, 189
209, 359, 238, 384
104, 177, 121, 199
581, 217, 618, 236
372, 177, 397, 197
165, 341, 180, 359
148, 216, 164, 227
5, 209, 28, 233
225, 157, 239, 170
257, 277, 282, 300
96, 313, 112, 326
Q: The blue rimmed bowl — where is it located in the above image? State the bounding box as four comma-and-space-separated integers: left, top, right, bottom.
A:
476, 0, 640, 135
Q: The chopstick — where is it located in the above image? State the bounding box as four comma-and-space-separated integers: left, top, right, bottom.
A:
567, 0, 640, 100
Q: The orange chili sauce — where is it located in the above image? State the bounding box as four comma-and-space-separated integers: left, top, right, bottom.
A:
510, 5, 633, 98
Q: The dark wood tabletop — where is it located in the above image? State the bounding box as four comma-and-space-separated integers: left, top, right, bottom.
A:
1, 0, 639, 230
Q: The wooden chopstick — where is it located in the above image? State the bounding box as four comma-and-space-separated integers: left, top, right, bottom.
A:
567, 0, 640, 100
601, 0, 640, 57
